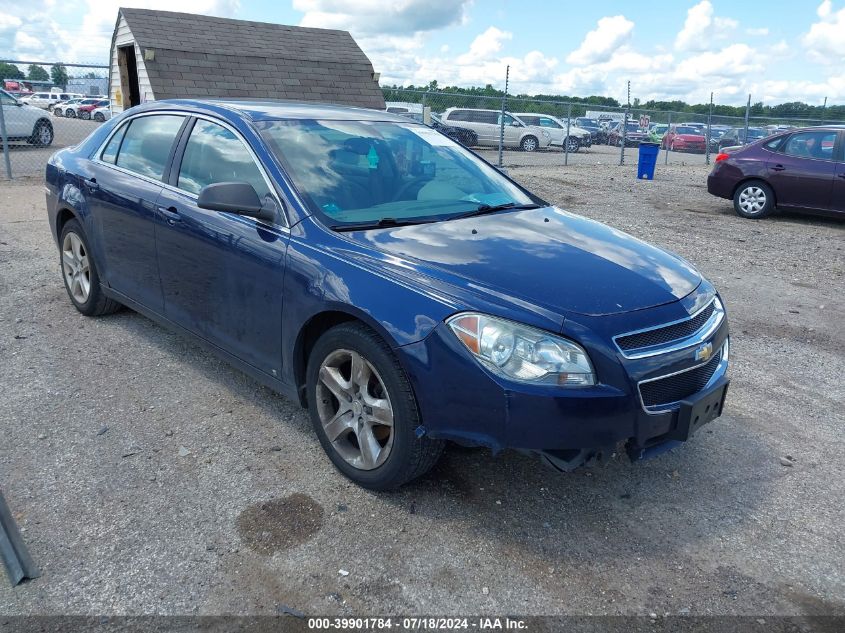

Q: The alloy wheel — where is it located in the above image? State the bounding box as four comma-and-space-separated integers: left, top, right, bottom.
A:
316, 349, 394, 470
62, 232, 91, 304
738, 186, 767, 215
38, 125, 52, 145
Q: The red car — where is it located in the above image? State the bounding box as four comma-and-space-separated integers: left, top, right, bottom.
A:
77, 99, 109, 120
662, 125, 706, 153
706, 126, 845, 219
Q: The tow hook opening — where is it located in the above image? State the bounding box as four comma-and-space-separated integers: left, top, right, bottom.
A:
539, 447, 612, 473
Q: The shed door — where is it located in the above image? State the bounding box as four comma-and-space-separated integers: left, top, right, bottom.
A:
117, 45, 141, 108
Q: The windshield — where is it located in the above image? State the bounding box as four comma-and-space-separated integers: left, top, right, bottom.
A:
675, 127, 700, 135
258, 119, 536, 227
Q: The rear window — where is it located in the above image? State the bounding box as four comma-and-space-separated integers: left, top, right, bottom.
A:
114, 115, 185, 180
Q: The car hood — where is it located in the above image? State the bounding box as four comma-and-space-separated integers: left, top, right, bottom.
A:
677, 134, 705, 141
341, 207, 701, 318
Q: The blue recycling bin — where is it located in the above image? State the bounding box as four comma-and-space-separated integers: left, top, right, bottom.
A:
637, 142, 660, 180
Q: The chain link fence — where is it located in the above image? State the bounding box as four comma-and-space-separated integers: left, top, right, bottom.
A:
3, 63, 844, 180
1, 62, 109, 179
382, 87, 845, 172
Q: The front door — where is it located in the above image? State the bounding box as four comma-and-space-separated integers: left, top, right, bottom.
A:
0, 91, 29, 137
89, 113, 187, 311
155, 118, 288, 377
767, 130, 837, 210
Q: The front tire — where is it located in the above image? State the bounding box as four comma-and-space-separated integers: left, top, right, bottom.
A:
733, 181, 775, 219
65, 109, 76, 118
563, 136, 580, 153
520, 135, 539, 152
93, 112, 105, 122
59, 219, 122, 316
306, 322, 444, 490
80, 111, 91, 120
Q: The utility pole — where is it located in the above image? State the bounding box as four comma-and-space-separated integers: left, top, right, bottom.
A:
498, 65, 509, 169
821, 96, 827, 122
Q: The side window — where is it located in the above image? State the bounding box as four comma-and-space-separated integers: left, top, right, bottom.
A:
764, 137, 784, 151
499, 114, 516, 126
782, 131, 837, 160
101, 123, 128, 164
115, 115, 185, 179
177, 119, 270, 199
447, 110, 467, 122
0, 91, 15, 106
539, 118, 558, 128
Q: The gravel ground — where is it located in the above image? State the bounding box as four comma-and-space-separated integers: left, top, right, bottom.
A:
0, 162, 843, 620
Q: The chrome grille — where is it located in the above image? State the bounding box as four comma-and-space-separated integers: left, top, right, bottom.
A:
639, 349, 722, 409
617, 301, 715, 352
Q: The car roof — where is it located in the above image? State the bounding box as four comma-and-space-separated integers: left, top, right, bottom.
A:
131, 99, 412, 123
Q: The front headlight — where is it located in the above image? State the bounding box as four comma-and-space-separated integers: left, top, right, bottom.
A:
447, 313, 595, 386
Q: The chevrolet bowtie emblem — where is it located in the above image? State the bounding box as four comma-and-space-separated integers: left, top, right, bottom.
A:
695, 342, 714, 362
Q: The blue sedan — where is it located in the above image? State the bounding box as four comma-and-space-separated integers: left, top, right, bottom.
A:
45, 100, 730, 489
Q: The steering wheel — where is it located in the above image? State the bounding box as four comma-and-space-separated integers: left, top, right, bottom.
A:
392, 176, 431, 202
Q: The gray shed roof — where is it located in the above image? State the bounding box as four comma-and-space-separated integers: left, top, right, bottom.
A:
118, 8, 385, 109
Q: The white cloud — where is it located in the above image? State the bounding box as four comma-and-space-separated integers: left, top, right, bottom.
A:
802, 0, 845, 64
295, 0, 470, 36
746, 27, 769, 36
675, 1, 737, 52
457, 26, 511, 63
566, 15, 634, 65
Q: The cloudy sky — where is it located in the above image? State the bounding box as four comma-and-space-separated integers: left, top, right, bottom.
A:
1, 0, 843, 105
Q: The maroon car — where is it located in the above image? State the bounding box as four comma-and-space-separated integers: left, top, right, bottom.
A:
707, 126, 845, 219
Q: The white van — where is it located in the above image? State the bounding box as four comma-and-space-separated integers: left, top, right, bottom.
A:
21, 92, 83, 110
440, 108, 552, 151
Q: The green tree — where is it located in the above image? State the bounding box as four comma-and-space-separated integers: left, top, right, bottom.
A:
0, 62, 24, 80
27, 64, 49, 81
51, 63, 68, 88
82, 71, 98, 79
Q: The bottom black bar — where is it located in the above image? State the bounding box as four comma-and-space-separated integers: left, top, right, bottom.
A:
0, 616, 843, 633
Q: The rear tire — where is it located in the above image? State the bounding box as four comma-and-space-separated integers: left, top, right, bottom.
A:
59, 219, 122, 316
306, 322, 444, 490
733, 180, 775, 219
28, 120, 53, 146
65, 109, 76, 118
93, 112, 105, 122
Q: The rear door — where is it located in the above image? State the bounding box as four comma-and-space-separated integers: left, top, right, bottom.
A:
766, 130, 837, 210
88, 113, 187, 311
154, 116, 289, 376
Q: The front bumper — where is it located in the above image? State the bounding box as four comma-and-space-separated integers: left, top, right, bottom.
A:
399, 297, 729, 462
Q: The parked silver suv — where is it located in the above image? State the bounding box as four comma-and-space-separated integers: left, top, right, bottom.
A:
440, 108, 552, 151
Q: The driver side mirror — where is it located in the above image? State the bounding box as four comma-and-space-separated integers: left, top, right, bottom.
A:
510, 121, 521, 127
197, 182, 277, 223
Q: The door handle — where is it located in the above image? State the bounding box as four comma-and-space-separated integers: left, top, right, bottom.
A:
83, 177, 99, 191
158, 206, 182, 224
771, 164, 786, 172
838, 173, 845, 180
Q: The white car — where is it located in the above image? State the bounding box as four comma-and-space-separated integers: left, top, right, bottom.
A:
0, 89, 54, 145
53, 98, 85, 117
512, 113, 592, 152
92, 106, 111, 122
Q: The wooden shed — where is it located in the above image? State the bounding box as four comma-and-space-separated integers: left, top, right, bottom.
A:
109, 8, 385, 113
